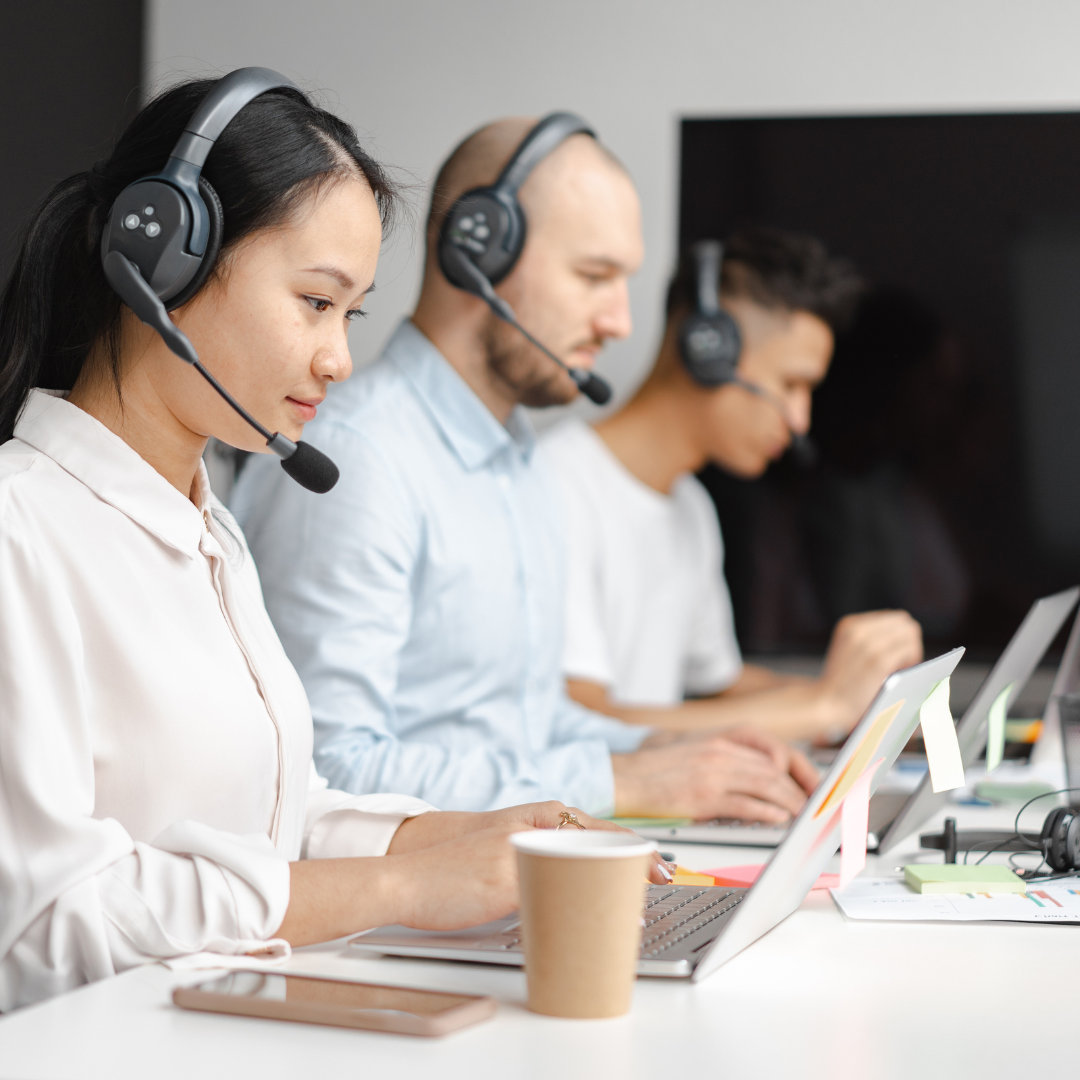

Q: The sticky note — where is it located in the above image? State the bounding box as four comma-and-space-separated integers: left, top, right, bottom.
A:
903, 864, 1028, 894
1004, 718, 1042, 744
973, 778, 1054, 803
919, 677, 965, 793
671, 869, 718, 887
985, 681, 1014, 774
816, 700, 901, 817
700, 864, 838, 891
839, 758, 883, 889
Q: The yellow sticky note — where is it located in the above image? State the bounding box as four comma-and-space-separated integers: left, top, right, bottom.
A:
816, 700, 902, 817
671, 868, 717, 887
985, 681, 1014, 774
920, 677, 965, 793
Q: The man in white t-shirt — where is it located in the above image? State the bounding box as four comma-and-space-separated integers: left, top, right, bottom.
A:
540, 229, 923, 742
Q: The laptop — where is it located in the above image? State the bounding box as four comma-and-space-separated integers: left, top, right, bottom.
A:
1030, 595, 1080, 779
350, 648, 963, 983
635, 586, 1079, 852
876, 585, 1078, 852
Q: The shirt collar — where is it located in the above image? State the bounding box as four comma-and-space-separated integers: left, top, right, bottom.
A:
14, 389, 213, 558
387, 320, 536, 471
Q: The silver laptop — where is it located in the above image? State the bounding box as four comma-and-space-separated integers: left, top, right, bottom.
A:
876, 586, 1078, 852
350, 648, 963, 983
1030, 593, 1080, 778
637, 587, 1079, 852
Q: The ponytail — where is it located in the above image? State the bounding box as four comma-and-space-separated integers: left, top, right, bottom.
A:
0, 171, 122, 443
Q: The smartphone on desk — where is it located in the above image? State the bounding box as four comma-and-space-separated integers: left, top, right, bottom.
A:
172, 971, 496, 1037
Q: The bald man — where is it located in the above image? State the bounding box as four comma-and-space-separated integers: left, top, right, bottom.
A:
231, 116, 817, 822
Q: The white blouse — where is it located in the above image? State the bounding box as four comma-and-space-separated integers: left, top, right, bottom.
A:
0, 390, 431, 1011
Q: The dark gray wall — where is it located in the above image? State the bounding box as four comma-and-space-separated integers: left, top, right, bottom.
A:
0, 1, 143, 283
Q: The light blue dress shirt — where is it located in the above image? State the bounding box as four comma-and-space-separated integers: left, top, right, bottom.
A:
230, 320, 647, 814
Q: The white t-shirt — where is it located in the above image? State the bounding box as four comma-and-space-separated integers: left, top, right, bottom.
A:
538, 418, 742, 707
0, 390, 430, 1011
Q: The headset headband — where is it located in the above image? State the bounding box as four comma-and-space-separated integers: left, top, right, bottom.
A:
170, 67, 297, 171
494, 112, 595, 197
692, 240, 723, 316
158, 67, 297, 256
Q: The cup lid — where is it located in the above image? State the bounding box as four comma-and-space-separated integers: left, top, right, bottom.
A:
510, 829, 656, 859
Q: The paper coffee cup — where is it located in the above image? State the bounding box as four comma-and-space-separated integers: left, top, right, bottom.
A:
511, 830, 655, 1019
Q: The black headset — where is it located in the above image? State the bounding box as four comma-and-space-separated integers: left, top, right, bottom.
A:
433, 112, 612, 406
923, 793, 1080, 876
97, 67, 339, 494
101, 66, 296, 311
437, 112, 595, 292
678, 240, 743, 387
1039, 806, 1080, 873
678, 238, 817, 466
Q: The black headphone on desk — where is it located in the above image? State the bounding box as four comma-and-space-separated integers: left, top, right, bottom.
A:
435, 113, 612, 405
1038, 806, 1080, 873
98, 67, 339, 493
678, 240, 743, 387
922, 791, 1080, 875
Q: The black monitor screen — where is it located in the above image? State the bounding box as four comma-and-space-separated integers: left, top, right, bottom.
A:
680, 112, 1080, 661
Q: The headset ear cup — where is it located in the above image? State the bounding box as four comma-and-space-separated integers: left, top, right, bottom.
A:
679, 310, 742, 387
1065, 811, 1080, 872
164, 177, 224, 311
1040, 807, 1080, 873
438, 187, 525, 291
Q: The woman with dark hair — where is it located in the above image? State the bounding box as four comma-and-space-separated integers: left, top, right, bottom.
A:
0, 72, 653, 1012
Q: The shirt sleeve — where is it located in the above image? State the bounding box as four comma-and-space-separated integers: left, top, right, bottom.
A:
682, 483, 744, 696
542, 693, 650, 814
0, 491, 290, 1012
302, 764, 434, 859
235, 422, 625, 814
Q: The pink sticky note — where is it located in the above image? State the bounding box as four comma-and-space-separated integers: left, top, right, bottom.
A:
838, 757, 884, 889
700, 864, 840, 891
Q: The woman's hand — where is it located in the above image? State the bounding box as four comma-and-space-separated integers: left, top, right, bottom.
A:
382, 822, 531, 931
280, 802, 673, 946
388, 801, 673, 886
479, 800, 625, 833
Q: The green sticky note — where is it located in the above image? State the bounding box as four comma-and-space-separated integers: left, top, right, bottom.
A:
919, 677, 965, 792
903, 864, 1028, 894
973, 778, 1054, 803
985, 681, 1014, 773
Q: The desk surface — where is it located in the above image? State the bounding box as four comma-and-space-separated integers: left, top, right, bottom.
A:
1, 806, 1075, 1080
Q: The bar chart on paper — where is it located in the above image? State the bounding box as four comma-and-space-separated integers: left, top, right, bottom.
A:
830, 877, 1080, 923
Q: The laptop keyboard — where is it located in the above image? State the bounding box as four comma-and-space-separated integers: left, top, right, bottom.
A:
480, 884, 745, 961
640, 884, 745, 957
710, 817, 785, 832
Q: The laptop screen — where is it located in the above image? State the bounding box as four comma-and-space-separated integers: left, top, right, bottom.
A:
1059, 694, 1080, 809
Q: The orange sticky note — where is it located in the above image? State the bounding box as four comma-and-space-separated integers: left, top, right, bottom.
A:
699, 864, 839, 891
816, 701, 902, 817
671, 867, 718, 886
838, 757, 883, 889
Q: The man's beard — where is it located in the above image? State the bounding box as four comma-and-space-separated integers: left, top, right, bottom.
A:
482, 315, 579, 408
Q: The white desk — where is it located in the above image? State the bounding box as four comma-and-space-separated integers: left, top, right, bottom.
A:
1, 812, 1075, 1080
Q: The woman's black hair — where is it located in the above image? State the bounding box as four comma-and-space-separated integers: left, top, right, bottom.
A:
0, 76, 396, 444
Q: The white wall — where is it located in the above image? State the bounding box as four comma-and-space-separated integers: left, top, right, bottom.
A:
147, 0, 1080, 410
